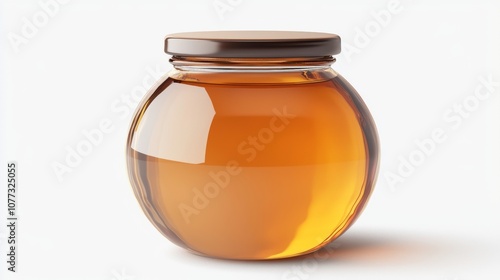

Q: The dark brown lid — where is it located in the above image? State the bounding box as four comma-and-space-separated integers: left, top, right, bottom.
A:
164, 31, 341, 58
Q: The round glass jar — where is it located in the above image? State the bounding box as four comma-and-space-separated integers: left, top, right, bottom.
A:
126, 31, 379, 260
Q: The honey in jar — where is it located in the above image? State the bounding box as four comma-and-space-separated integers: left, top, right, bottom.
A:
126, 31, 379, 260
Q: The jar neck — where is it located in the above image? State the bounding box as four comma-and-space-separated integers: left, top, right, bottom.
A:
169, 56, 335, 72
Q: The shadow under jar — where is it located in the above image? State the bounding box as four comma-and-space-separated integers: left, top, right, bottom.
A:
126, 31, 379, 260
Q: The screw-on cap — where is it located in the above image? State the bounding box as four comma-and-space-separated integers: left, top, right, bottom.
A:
164, 31, 341, 58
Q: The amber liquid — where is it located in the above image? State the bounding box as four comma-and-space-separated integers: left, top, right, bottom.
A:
127, 69, 379, 260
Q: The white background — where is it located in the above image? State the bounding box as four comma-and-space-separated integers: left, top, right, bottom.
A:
1, 0, 500, 279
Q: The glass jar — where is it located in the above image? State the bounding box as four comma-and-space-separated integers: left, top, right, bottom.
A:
126, 31, 379, 260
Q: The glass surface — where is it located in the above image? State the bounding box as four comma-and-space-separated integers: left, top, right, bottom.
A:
126, 68, 379, 260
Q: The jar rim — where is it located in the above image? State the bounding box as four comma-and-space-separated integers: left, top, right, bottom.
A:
164, 31, 341, 58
